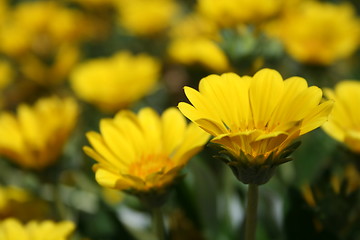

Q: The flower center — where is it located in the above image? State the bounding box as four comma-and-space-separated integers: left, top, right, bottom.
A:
128, 154, 174, 179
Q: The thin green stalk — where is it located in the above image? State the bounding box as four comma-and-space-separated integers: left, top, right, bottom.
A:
54, 183, 67, 220
153, 207, 165, 240
245, 184, 259, 240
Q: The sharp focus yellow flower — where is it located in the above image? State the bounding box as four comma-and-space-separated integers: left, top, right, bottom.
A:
70, 51, 160, 112
116, 0, 179, 36
84, 107, 209, 194
267, 2, 360, 65
322, 81, 360, 153
168, 37, 229, 73
197, 0, 281, 27
0, 218, 75, 240
0, 96, 78, 169
178, 68, 333, 184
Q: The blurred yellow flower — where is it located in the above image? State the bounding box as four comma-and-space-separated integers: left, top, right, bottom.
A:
116, 0, 179, 36
178, 68, 333, 184
268, 2, 360, 65
0, 218, 75, 240
0, 60, 13, 90
197, 0, 280, 27
70, 51, 160, 112
168, 37, 229, 73
170, 14, 220, 40
19, 45, 80, 86
0, 1, 86, 57
84, 107, 209, 194
0, 96, 78, 169
322, 81, 360, 153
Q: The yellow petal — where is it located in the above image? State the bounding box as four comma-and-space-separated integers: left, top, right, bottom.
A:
300, 100, 334, 135
95, 168, 132, 190
172, 123, 209, 164
161, 107, 186, 155
184, 86, 220, 121
100, 119, 136, 164
335, 81, 360, 126
86, 131, 124, 170
177, 102, 201, 122
321, 121, 345, 142
138, 108, 162, 153
249, 68, 284, 128
268, 76, 308, 128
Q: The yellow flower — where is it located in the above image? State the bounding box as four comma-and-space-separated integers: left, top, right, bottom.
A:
0, 96, 78, 169
19, 45, 80, 86
322, 81, 360, 153
116, 0, 179, 36
84, 107, 209, 195
170, 14, 220, 40
0, 1, 86, 57
70, 51, 160, 112
267, 2, 360, 65
178, 68, 333, 184
168, 37, 229, 73
197, 0, 281, 27
0, 218, 75, 240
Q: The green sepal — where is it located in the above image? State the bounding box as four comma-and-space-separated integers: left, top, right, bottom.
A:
210, 141, 301, 185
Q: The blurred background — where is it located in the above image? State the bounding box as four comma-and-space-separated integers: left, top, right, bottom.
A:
0, 0, 360, 239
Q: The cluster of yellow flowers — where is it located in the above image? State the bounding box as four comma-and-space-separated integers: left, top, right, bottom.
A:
1, 0, 360, 239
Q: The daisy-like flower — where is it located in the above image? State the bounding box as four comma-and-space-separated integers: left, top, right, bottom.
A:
70, 51, 160, 113
178, 68, 333, 184
0, 96, 78, 169
322, 81, 360, 153
84, 107, 209, 205
0, 218, 75, 240
267, 2, 360, 65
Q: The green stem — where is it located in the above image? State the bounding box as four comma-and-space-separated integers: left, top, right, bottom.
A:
245, 184, 259, 240
54, 184, 67, 220
153, 207, 165, 240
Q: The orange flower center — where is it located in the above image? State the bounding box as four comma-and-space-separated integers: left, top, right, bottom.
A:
128, 154, 174, 179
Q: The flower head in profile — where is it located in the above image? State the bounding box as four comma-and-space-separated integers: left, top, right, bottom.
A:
0, 218, 75, 240
84, 107, 209, 204
322, 81, 360, 153
115, 0, 179, 36
197, 0, 280, 27
168, 37, 229, 73
70, 51, 160, 112
178, 68, 333, 184
267, 2, 360, 65
0, 96, 78, 169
